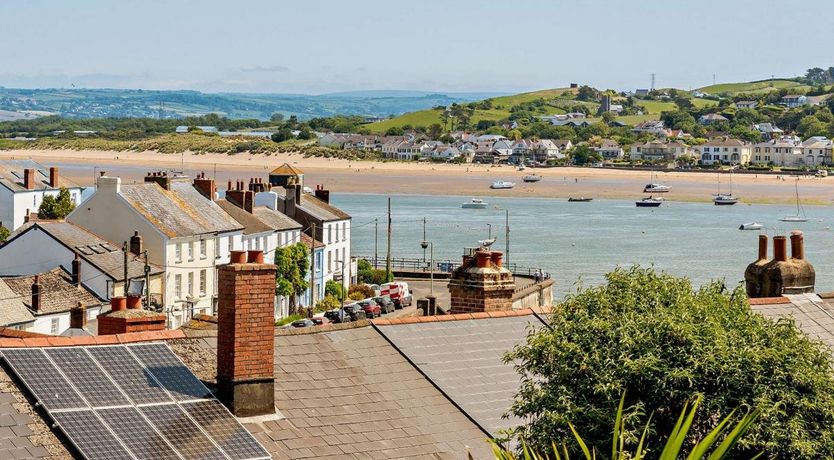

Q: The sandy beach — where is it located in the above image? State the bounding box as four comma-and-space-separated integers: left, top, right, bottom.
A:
1, 148, 832, 205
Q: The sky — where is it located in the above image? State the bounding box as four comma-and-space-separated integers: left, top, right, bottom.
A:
3, 0, 834, 95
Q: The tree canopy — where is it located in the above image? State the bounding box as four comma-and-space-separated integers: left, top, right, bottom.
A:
274, 242, 310, 312
37, 188, 76, 220
507, 267, 834, 459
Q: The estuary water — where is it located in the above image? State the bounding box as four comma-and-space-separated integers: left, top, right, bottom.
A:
332, 193, 834, 299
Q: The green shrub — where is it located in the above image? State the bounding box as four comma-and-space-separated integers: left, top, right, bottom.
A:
325, 280, 346, 301
275, 314, 304, 326
315, 294, 340, 312
348, 284, 375, 299
38, 187, 76, 219
507, 266, 834, 458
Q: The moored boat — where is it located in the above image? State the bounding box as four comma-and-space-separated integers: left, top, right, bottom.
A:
739, 222, 763, 230
461, 198, 488, 209
490, 180, 516, 189
522, 174, 542, 183
636, 197, 663, 207
713, 194, 739, 205
643, 183, 671, 193
568, 197, 593, 202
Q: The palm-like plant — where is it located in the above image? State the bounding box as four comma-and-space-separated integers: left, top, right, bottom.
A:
489, 394, 761, 460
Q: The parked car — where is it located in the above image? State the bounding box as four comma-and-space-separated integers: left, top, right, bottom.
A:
357, 299, 382, 319
373, 296, 395, 314
291, 319, 315, 328
310, 317, 329, 326
323, 309, 349, 323
342, 304, 367, 321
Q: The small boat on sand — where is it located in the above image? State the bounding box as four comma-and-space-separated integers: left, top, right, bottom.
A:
522, 174, 542, 183
490, 180, 516, 189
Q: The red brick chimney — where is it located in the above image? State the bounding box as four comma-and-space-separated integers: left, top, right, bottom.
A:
448, 248, 515, 314
71, 253, 81, 287
226, 180, 254, 213
23, 168, 35, 190
49, 167, 59, 188
216, 249, 277, 417
31, 276, 41, 312
129, 231, 143, 255
193, 172, 216, 200
97, 296, 166, 335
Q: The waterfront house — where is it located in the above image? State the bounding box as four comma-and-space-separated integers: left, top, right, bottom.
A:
553, 139, 574, 151
780, 95, 808, 108
751, 136, 803, 166
595, 139, 624, 160
0, 161, 86, 231
697, 137, 752, 165
630, 140, 692, 162
66, 173, 244, 327
0, 221, 164, 304
530, 139, 564, 162
800, 136, 833, 166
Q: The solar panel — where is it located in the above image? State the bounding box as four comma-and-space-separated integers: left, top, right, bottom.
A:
1, 348, 87, 410
183, 400, 271, 460
98, 407, 180, 460
45, 348, 130, 408
141, 404, 227, 460
86, 346, 173, 405
52, 410, 133, 460
130, 343, 212, 401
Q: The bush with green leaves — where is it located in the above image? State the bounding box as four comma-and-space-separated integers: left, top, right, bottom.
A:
348, 284, 375, 299
325, 280, 346, 301
507, 267, 834, 459
357, 258, 393, 285
38, 187, 76, 219
274, 243, 309, 313
315, 294, 341, 312
0, 224, 9, 243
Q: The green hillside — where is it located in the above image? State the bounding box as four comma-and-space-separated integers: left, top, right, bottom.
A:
698, 79, 810, 95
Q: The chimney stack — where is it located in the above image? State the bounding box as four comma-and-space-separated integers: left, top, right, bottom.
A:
71, 253, 81, 287
70, 302, 87, 330
97, 295, 166, 335
448, 248, 515, 314
226, 180, 254, 213
23, 168, 35, 190
314, 184, 330, 204
193, 172, 217, 200
745, 232, 815, 298
49, 167, 59, 188
31, 276, 41, 312
129, 231, 143, 255
217, 249, 277, 417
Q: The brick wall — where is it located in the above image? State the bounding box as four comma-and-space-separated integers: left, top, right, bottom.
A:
448, 251, 515, 314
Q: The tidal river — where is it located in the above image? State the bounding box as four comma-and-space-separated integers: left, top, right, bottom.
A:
332, 193, 834, 299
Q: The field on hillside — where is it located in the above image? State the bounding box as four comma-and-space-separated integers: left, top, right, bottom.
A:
698, 79, 810, 95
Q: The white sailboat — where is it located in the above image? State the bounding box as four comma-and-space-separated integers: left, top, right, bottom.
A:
713, 171, 738, 205
643, 170, 671, 193
781, 178, 808, 222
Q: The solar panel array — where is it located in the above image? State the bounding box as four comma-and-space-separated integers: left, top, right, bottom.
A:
0, 343, 270, 460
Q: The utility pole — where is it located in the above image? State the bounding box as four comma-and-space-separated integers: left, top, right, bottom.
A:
374, 219, 379, 269
386, 197, 392, 280
505, 210, 510, 267
309, 223, 316, 318
422, 217, 427, 262
122, 242, 129, 297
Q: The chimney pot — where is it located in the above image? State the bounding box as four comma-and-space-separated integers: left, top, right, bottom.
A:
31, 276, 41, 311
126, 295, 142, 310
71, 253, 82, 287
230, 250, 247, 264
773, 236, 788, 262
23, 168, 35, 190
129, 231, 143, 255
491, 251, 503, 268
757, 235, 768, 260
110, 296, 127, 312
475, 250, 491, 268
247, 250, 264, 264
790, 231, 805, 260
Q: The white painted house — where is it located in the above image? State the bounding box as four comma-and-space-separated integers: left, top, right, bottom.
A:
66, 174, 244, 327
751, 136, 804, 166
800, 136, 833, 167
0, 161, 86, 231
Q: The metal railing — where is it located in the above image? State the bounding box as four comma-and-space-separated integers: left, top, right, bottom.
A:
360, 255, 550, 279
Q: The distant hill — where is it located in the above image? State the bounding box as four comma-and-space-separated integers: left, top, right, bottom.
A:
321, 90, 507, 99
0, 87, 500, 121
697, 79, 811, 96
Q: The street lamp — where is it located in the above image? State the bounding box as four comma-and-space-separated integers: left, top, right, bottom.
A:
336, 260, 346, 311
420, 240, 433, 296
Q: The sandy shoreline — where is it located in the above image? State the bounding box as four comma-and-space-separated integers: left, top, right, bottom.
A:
1, 149, 832, 205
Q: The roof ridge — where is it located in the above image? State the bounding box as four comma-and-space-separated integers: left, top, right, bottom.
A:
0, 329, 186, 348
748, 296, 791, 305
373, 307, 550, 325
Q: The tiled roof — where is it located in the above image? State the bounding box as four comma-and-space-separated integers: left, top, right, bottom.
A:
252, 207, 303, 232
300, 233, 324, 250
270, 164, 304, 176
375, 313, 547, 437
120, 182, 242, 237
0, 159, 81, 193
216, 200, 273, 235
6, 222, 163, 281
751, 293, 834, 349
2, 267, 104, 316
0, 279, 33, 326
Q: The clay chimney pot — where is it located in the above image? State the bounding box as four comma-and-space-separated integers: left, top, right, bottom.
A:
773, 236, 788, 262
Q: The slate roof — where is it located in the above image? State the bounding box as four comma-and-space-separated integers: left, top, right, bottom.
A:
375, 313, 547, 436
2, 268, 104, 316
751, 293, 834, 349
4, 222, 163, 281
120, 181, 242, 238
0, 160, 81, 193
0, 279, 34, 326
216, 200, 273, 235
271, 188, 351, 222
252, 207, 303, 232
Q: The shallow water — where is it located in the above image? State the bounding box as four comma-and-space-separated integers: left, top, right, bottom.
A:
332, 193, 834, 298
